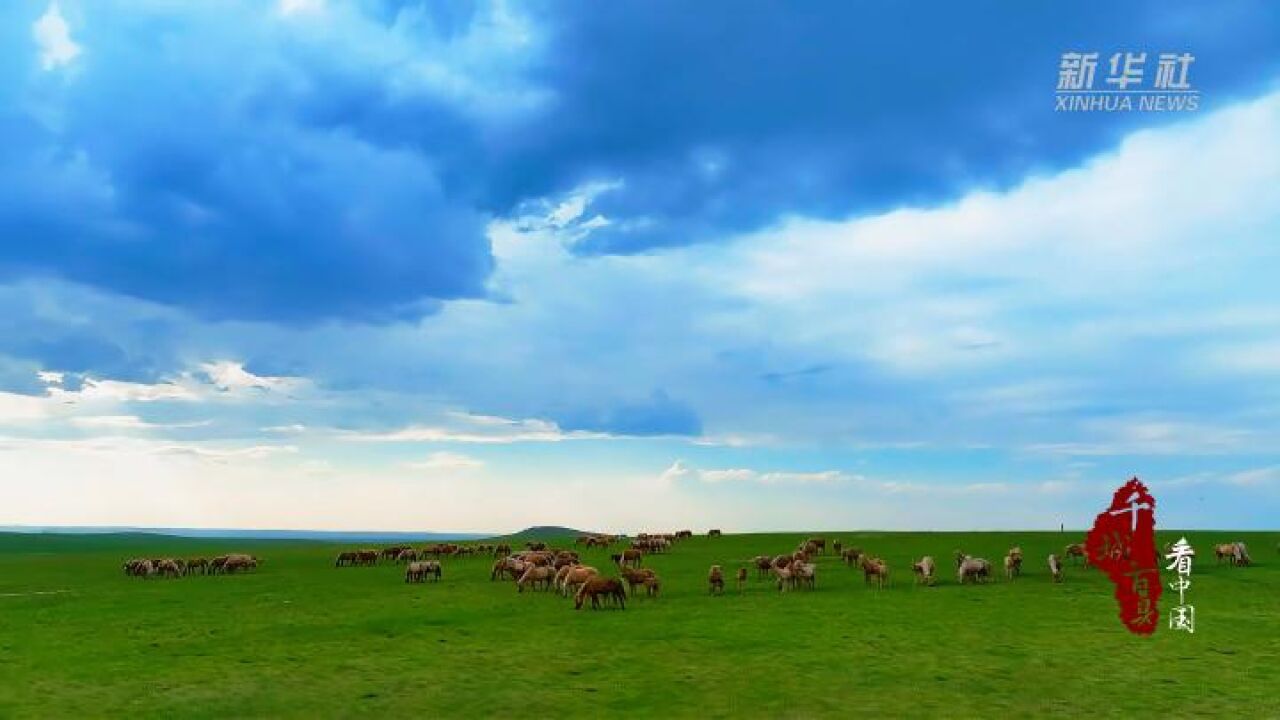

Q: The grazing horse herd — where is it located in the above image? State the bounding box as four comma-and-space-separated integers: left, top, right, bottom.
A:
122, 553, 259, 578
335, 543, 497, 574
494, 534, 670, 609
121, 534, 1264, 611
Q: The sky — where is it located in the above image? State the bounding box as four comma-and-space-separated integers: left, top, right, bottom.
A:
2, 1, 1279, 533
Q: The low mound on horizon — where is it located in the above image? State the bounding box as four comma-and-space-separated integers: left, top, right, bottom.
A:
498, 525, 596, 540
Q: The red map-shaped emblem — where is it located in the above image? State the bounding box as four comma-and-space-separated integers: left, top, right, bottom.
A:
1086, 477, 1161, 635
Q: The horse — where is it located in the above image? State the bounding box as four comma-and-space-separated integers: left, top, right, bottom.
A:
1048, 554, 1063, 583
1004, 551, 1023, 580
574, 577, 627, 610
708, 565, 725, 595
912, 556, 935, 586
792, 562, 816, 590
1063, 543, 1088, 566
620, 567, 656, 595
957, 556, 991, 585
516, 566, 555, 593
860, 556, 889, 589
560, 566, 599, 597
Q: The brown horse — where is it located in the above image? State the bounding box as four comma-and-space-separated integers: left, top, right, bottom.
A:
708, 565, 725, 595
618, 549, 643, 568
620, 567, 656, 595
574, 577, 626, 610
491, 557, 527, 581
1220, 542, 1252, 566
1214, 543, 1239, 564
861, 556, 889, 589
642, 575, 661, 598
381, 546, 409, 560
1064, 543, 1087, 566
1004, 549, 1023, 580
560, 566, 599, 597
516, 565, 554, 593
222, 554, 258, 574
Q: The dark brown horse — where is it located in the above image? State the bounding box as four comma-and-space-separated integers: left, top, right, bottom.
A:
575, 577, 627, 610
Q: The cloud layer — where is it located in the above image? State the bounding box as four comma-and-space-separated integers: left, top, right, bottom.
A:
2, 2, 1279, 530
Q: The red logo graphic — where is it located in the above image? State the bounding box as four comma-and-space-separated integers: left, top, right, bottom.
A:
1086, 477, 1161, 635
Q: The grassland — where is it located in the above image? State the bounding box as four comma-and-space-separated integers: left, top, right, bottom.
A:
1, 530, 1277, 718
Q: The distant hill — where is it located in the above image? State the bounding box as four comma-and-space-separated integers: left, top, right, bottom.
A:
498, 525, 596, 540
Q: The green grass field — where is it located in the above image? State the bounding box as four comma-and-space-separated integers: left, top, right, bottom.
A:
2, 530, 1277, 718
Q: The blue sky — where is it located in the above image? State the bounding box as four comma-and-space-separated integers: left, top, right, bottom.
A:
1, 1, 1278, 531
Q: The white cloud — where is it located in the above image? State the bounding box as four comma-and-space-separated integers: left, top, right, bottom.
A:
398, 88, 1280, 453
710, 92, 1280, 378
341, 412, 608, 444
658, 459, 689, 484
33, 3, 81, 70
1028, 416, 1264, 456
199, 361, 304, 396
277, 0, 324, 16
153, 444, 298, 462
69, 415, 156, 430
0, 435, 296, 463
2, 362, 302, 434
0, 392, 50, 425
48, 377, 199, 404
404, 451, 484, 471
949, 380, 1092, 418
69, 415, 209, 430
1225, 466, 1280, 487
30, 362, 307, 410
698, 468, 757, 484
672, 462, 850, 485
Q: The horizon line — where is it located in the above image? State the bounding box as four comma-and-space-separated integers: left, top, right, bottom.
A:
2, 524, 1273, 538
